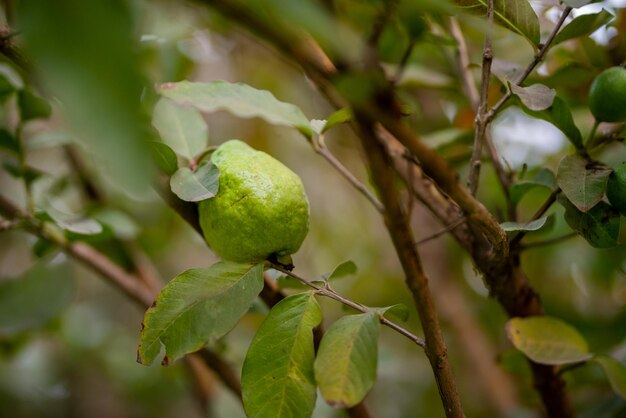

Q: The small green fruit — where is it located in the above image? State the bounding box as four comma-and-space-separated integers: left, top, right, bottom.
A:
588, 67, 626, 123
607, 164, 626, 216
198, 140, 309, 263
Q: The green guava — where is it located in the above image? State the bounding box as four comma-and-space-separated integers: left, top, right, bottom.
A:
588, 67, 626, 123
607, 164, 626, 216
198, 140, 309, 263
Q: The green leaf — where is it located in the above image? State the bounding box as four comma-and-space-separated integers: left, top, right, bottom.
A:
557, 154, 612, 212
510, 83, 556, 111
152, 98, 208, 161
454, 0, 540, 48
315, 312, 380, 408
242, 293, 322, 418
169, 161, 220, 202
559, 195, 620, 248
510, 168, 557, 207
518, 96, 583, 149
322, 108, 353, 133
562, 0, 592, 7
18, 88, 52, 121
554, 9, 614, 45
501, 216, 550, 232
92, 208, 140, 240
0, 129, 19, 154
593, 355, 626, 400
3, 161, 43, 183
320, 260, 358, 282
0, 63, 23, 96
0, 261, 73, 337
43, 200, 103, 235
157, 80, 313, 138
150, 141, 178, 177
506, 316, 593, 365
377, 304, 410, 322
137, 262, 264, 366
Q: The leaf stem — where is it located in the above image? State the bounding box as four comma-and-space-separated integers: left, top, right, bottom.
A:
271, 263, 426, 349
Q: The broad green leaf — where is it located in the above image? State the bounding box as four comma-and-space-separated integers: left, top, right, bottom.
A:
454, 0, 540, 48
510, 168, 557, 207
0, 261, 73, 337
518, 96, 583, 149
18, 89, 52, 121
137, 262, 264, 366
377, 304, 410, 322
242, 293, 322, 418
320, 260, 358, 282
593, 355, 626, 400
157, 80, 314, 138
506, 316, 593, 365
170, 162, 220, 202
501, 216, 550, 232
152, 98, 208, 160
554, 10, 614, 45
322, 108, 353, 133
559, 195, 620, 248
275, 275, 322, 290
19, 0, 152, 194
150, 141, 178, 177
315, 312, 380, 407
557, 154, 612, 212
510, 83, 556, 111
0, 129, 19, 153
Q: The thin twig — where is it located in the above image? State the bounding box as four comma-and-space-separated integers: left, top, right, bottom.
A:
314, 135, 384, 213
271, 264, 426, 348
485, 6, 573, 123
467, 0, 494, 196
415, 217, 467, 247
519, 232, 577, 251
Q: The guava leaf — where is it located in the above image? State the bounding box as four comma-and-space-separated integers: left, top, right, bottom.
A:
518, 96, 583, 149
152, 98, 208, 161
157, 80, 314, 138
322, 108, 353, 133
510, 168, 557, 207
43, 200, 103, 235
18, 89, 52, 121
0, 63, 23, 95
319, 260, 358, 282
242, 293, 322, 418
501, 216, 550, 232
563, 0, 592, 7
557, 154, 612, 212
559, 195, 620, 248
137, 262, 264, 366
170, 161, 220, 202
376, 304, 410, 322
0, 261, 74, 337
315, 311, 380, 408
150, 141, 178, 177
510, 83, 556, 111
506, 316, 593, 365
554, 9, 614, 45
0, 129, 19, 154
593, 355, 626, 400
454, 0, 540, 48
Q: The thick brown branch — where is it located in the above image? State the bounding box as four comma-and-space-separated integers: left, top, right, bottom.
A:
355, 116, 465, 417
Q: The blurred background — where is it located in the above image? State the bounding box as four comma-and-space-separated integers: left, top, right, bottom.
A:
1, 0, 625, 417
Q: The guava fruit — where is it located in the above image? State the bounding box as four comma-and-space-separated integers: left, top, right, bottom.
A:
607, 164, 626, 216
588, 67, 626, 123
198, 140, 309, 263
